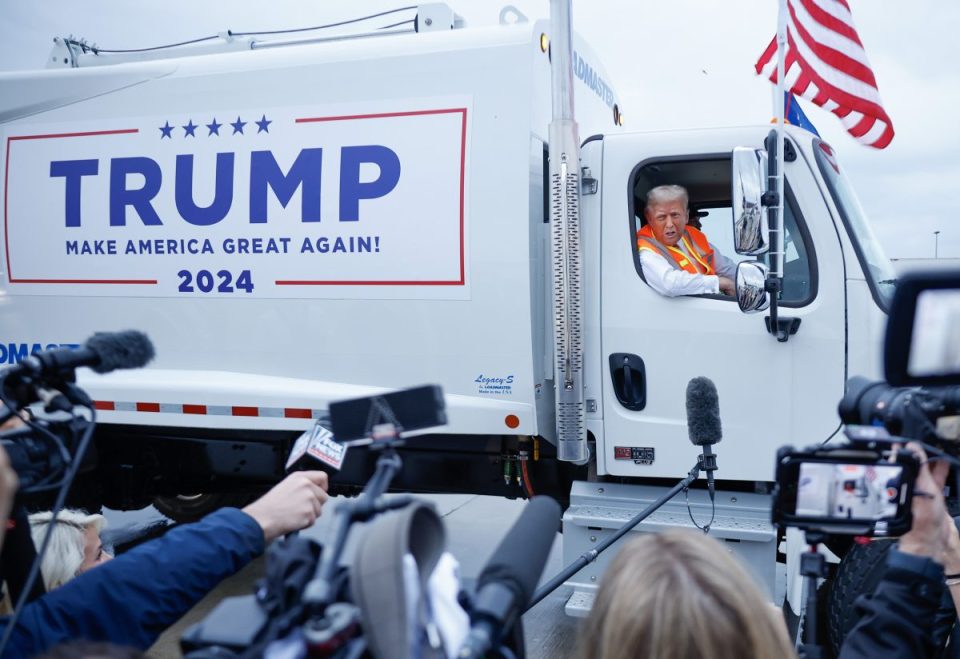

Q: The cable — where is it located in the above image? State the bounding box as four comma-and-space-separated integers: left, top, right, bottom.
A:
819, 422, 843, 445
0, 406, 97, 656
63, 6, 418, 55
520, 455, 535, 498
68, 35, 221, 54
684, 486, 716, 534
378, 19, 417, 30
229, 6, 416, 37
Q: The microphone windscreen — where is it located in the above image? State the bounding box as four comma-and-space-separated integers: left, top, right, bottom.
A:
476, 496, 561, 607
86, 331, 155, 373
686, 376, 722, 446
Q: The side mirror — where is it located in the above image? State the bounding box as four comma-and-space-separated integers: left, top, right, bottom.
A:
736, 261, 770, 313
731, 147, 769, 255
884, 270, 960, 386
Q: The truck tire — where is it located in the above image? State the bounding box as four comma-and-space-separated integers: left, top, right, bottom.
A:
826, 538, 894, 650
829, 536, 958, 652
153, 492, 258, 523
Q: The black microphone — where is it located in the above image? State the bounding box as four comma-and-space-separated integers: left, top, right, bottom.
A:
686, 376, 722, 501
459, 496, 561, 659
7, 331, 155, 380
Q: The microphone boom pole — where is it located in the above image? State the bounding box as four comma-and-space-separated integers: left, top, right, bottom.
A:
527, 459, 702, 611
528, 376, 723, 611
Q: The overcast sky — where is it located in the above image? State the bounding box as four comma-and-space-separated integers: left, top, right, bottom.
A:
0, 0, 956, 260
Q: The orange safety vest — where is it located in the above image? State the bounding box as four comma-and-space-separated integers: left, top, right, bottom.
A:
636, 224, 716, 275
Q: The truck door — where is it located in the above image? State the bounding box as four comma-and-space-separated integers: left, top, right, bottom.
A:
598, 131, 846, 482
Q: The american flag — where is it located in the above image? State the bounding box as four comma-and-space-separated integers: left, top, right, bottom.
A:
755, 0, 894, 149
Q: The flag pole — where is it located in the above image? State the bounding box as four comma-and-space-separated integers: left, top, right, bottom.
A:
773, 0, 786, 281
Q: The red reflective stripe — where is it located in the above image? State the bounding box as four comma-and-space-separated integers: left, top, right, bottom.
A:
284, 408, 313, 419
94, 401, 115, 411
232, 406, 259, 417
136, 402, 160, 413
183, 404, 207, 415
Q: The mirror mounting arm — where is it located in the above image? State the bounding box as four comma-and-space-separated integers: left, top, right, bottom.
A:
761, 191, 780, 208
763, 278, 801, 342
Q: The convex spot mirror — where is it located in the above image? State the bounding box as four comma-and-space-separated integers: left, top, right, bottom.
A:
736, 261, 770, 313
731, 146, 769, 256
885, 270, 960, 386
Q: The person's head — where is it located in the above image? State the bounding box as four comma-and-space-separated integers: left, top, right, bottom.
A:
644, 184, 690, 247
29, 509, 111, 590
578, 529, 793, 659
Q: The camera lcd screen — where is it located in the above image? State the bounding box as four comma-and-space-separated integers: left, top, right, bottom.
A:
794, 462, 904, 521
908, 288, 960, 378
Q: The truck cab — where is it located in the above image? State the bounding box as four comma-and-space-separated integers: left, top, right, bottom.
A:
561, 124, 893, 615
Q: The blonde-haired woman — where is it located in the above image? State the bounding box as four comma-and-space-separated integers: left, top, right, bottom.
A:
578, 529, 794, 659
29, 509, 112, 591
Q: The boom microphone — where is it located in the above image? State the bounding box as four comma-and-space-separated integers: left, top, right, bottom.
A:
459, 496, 561, 659
8, 331, 155, 379
686, 376, 722, 500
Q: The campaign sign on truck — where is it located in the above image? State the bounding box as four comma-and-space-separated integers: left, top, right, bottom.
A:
1, 99, 470, 299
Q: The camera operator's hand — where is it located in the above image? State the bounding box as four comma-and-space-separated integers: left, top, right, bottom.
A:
242, 471, 329, 542
0, 403, 26, 433
898, 442, 951, 561
942, 512, 960, 575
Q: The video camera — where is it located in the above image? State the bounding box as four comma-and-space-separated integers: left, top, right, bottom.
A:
0, 330, 155, 656
182, 384, 559, 659
0, 330, 154, 497
772, 270, 960, 537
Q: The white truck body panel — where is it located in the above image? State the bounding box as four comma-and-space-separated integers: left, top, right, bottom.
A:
0, 21, 620, 439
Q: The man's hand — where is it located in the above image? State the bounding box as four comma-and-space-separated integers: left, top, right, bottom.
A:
718, 276, 736, 296
242, 471, 329, 542
898, 443, 951, 561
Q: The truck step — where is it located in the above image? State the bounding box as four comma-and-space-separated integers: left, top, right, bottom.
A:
561, 480, 776, 618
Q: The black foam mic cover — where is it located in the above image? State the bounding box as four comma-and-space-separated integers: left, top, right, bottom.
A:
686, 376, 722, 447
84, 331, 155, 373
476, 496, 562, 607
21, 331, 155, 376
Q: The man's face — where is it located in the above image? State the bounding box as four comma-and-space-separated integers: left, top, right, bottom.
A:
77, 525, 112, 576
645, 200, 688, 247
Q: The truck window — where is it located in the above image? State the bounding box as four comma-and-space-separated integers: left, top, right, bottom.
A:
631, 157, 815, 305
763, 191, 816, 306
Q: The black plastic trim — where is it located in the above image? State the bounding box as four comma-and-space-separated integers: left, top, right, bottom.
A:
813, 138, 890, 313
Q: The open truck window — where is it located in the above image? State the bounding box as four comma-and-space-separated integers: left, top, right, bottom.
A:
629, 156, 816, 306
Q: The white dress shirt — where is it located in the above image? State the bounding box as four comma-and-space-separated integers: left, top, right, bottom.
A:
639, 240, 737, 297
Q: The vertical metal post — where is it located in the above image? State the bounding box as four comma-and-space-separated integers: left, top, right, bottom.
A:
935, 230, 941, 258
773, 0, 787, 280
548, 0, 586, 463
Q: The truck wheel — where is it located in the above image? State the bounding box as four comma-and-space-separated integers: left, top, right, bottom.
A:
829, 537, 958, 651
153, 492, 258, 523
826, 539, 895, 650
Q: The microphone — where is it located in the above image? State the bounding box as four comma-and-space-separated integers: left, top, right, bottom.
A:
6, 331, 155, 379
459, 496, 561, 659
285, 420, 346, 473
686, 376, 722, 501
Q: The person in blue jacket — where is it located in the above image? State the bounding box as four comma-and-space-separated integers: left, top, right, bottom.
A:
0, 456, 329, 657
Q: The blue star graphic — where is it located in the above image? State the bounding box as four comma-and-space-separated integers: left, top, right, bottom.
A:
231, 116, 247, 135
159, 121, 174, 139
255, 114, 272, 133
183, 120, 198, 137
206, 118, 222, 136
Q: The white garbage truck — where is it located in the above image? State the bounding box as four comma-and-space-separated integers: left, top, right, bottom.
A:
0, 2, 897, 627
